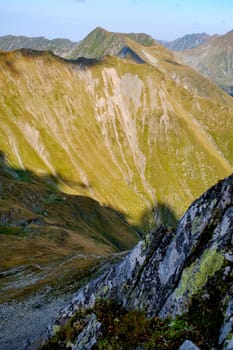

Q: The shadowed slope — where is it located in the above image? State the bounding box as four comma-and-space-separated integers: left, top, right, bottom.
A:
0, 157, 140, 304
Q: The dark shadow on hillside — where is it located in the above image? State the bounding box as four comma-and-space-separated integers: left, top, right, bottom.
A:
118, 46, 145, 64
0, 150, 179, 237
225, 86, 233, 97
15, 48, 102, 68
136, 202, 179, 234
0, 150, 91, 191
0, 151, 141, 244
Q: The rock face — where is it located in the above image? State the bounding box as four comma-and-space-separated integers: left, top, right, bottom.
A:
51, 174, 233, 349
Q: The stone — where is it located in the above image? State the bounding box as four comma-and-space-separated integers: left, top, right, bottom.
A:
179, 340, 201, 350
72, 313, 101, 350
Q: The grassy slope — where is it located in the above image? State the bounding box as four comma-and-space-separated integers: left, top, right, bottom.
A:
0, 163, 138, 302
0, 46, 233, 233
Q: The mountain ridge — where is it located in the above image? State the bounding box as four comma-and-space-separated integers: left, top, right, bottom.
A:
0, 34, 78, 57
161, 32, 211, 51
66, 26, 158, 59
178, 29, 233, 96
0, 43, 233, 231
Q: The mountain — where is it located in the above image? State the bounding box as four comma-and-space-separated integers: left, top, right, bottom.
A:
179, 30, 233, 96
66, 26, 156, 59
0, 37, 233, 233
162, 32, 211, 51
0, 28, 156, 61
1, 28, 233, 349
42, 174, 233, 349
0, 35, 78, 57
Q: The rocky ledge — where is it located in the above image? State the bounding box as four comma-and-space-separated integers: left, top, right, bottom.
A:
42, 174, 233, 349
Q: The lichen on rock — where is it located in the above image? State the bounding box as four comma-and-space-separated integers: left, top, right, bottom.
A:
175, 247, 224, 298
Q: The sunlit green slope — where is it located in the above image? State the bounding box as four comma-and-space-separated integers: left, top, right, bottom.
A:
0, 44, 233, 231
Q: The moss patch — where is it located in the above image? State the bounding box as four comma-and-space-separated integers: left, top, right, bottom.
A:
176, 247, 224, 298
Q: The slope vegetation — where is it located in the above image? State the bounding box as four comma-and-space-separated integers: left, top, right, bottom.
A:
0, 43, 233, 232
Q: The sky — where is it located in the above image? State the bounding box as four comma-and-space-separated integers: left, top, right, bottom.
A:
0, 0, 232, 42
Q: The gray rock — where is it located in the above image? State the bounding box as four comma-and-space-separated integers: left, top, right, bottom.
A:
50, 174, 233, 348
73, 313, 101, 350
179, 340, 201, 350
219, 298, 233, 348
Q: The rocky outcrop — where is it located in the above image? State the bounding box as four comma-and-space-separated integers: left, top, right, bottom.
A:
47, 174, 233, 349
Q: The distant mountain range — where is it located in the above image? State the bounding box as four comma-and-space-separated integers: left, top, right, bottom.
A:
1, 28, 232, 97
0, 27, 156, 59
178, 30, 233, 96
0, 30, 212, 56
161, 32, 211, 51
0, 34, 78, 57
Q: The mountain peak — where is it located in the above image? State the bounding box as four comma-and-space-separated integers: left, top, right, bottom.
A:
66, 27, 159, 59
92, 26, 109, 33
